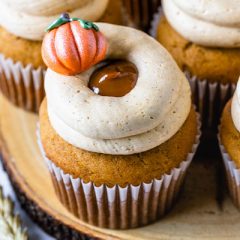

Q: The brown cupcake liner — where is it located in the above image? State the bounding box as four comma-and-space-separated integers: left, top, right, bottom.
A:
122, 0, 161, 32
218, 134, 240, 209
0, 54, 45, 113
36, 112, 201, 229
150, 9, 236, 130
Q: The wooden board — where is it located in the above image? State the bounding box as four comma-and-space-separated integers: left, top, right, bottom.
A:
1, 93, 240, 240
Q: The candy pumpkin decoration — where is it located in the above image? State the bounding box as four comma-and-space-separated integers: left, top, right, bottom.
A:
42, 13, 108, 75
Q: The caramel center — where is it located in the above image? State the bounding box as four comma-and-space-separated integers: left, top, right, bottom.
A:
88, 60, 138, 97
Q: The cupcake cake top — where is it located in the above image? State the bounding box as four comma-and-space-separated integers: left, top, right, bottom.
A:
0, 0, 109, 40
42, 15, 191, 155
231, 78, 240, 132
162, 0, 240, 48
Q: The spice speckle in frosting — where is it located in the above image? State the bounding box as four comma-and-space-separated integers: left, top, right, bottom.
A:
42, 14, 107, 75
88, 60, 138, 97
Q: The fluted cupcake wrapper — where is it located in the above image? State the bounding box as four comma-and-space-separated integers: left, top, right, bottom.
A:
187, 72, 235, 130
150, 8, 236, 130
0, 54, 45, 113
36, 112, 201, 229
218, 134, 240, 209
122, 0, 161, 32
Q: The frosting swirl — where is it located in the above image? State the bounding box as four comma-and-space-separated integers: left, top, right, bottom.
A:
45, 23, 191, 155
231, 78, 240, 132
162, 0, 240, 48
0, 0, 109, 40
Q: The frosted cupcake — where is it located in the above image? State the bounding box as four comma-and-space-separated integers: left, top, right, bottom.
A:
0, 0, 124, 112
154, 0, 240, 130
219, 78, 240, 209
38, 15, 201, 228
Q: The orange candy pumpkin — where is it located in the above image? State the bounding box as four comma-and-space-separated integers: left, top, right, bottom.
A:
42, 14, 107, 75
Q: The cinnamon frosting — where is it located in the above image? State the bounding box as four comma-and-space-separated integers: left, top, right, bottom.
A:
162, 0, 240, 48
0, 0, 109, 40
231, 78, 240, 132
44, 23, 191, 155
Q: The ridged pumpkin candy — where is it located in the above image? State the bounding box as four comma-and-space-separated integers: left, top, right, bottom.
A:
42, 13, 107, 75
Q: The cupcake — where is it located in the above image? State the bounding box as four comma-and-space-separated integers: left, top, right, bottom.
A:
0, 0, 124, 112
219, 78, 240, 209
38, 15, 201, 228
122, 0, 161, 32
154, 0, 240, 130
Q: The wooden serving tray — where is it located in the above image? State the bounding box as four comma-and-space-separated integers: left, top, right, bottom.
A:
1, 94, 240, 240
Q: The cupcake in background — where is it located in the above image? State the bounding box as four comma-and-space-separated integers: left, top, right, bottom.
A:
38, 16, 201, 228
219, 78, 240, 209
0, 0, 124, 112
153, 0, 240, 130
122, 0, 161, 32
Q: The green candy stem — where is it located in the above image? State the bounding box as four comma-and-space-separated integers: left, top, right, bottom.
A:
46, 13, 99, 32
72, 18, 99, 31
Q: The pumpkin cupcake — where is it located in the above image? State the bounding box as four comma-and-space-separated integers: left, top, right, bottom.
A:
151, 0, 240, 130
219, 78, 240, 209
38, 15, 201, 229
0, 0, 124, 112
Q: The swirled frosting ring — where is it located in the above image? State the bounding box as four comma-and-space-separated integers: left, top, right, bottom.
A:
162, 0, 240, 48
45, 23, 191, 155
232, 78, 240, 132
0, 0, 109, 40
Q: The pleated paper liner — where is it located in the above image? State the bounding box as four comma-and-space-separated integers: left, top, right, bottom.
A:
122, 0, 161, 32
218, 134, 240, 209
186, 72, 235, 131
150, 7, 236, 131
37, 113, 201, 229
0, 54, 45, 113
